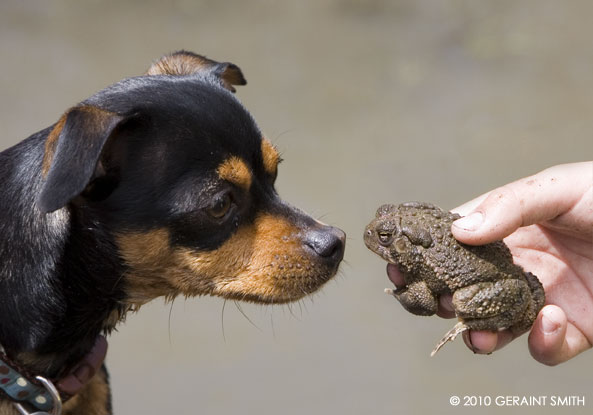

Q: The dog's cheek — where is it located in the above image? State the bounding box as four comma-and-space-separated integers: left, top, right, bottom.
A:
174, 213, 331, 303
116, 228, 184, 304
116, 214, 333, 305
117, 228, 226, 304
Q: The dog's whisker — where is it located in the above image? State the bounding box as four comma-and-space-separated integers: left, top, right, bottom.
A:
271, 128, 295, 143
317, 213, 330, 221
234, 301, 262, 332
270, 313, 276, 341
168, 299, 176, 347
221, 299, 228, 343
286, 302, 297, 320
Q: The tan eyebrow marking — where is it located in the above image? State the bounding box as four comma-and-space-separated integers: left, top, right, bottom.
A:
261, 138, 280, 177
217, 156, 252, 190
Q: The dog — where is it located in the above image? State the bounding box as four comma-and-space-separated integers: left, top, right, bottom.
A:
0, 51, 345, 415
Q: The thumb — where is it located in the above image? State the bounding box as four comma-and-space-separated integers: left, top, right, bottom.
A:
528, 305, 593, 366
528, 305, 568, 366
451, 164, 582, 245
451, 185, 524, 245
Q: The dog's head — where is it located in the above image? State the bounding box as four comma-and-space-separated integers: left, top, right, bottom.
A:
37, 51, 345, 306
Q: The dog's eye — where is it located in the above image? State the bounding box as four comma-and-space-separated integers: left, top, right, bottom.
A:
206, 193, 232, 219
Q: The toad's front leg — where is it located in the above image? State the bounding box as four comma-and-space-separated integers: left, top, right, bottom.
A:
385, 280, 437, 316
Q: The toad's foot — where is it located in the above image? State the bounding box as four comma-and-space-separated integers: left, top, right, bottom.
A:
384, 287, 407, 299
431, 321, 468, 357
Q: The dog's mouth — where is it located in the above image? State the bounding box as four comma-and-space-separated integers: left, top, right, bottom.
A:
175, 213, 345, 304
210, 248, 342, 304
117, 213, 345, 305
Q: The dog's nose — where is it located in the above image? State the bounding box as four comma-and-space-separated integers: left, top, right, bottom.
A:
304, 225, 346, 261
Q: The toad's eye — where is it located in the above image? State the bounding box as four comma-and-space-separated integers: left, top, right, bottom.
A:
206, 193, 232, 219
378, 231, 394, 246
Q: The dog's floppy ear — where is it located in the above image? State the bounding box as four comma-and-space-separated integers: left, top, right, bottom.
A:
37, 105, 127, 213
145, 50, 247, 93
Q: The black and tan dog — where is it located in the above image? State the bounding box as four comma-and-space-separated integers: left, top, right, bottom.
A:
0, 51, 345, 414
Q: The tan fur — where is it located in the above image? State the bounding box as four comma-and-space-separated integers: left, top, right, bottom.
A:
145, 53, 212, 76
145, 52, 245, 92
41, 106, 121, 178
102, 308, 130, 333
217, 157, 252, 190
115, 228, 176, 305
42, 114, 68, 177
261, 139, 280, 177
117, 213, 333, 305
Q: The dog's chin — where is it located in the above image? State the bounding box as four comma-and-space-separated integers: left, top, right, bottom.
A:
210, 270, 337, 304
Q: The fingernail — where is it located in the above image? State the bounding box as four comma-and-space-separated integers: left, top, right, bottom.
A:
541, 312, 560, 335
453, 212, 484, 232
462, 331, 479, 354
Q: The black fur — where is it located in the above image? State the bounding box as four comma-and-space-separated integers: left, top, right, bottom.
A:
0, 68, 260, 377
0, 126, 126, 377
38, 107, 127, 214
0, 52, 345, 413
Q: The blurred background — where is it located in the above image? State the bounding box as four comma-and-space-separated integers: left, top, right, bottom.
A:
1, 1, 591, 414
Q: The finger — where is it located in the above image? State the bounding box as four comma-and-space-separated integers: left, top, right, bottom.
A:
451, 186, 522, 245
451, 164, 585, 246
386, 263, 405, 287
461, 329, 514, 354
436, 294, 455, 318
528, 305, 567, 365
82, 335, 108, 371
528, 305, 591, 366
493, 330, 515, 351
451, 193, 489, 217
57, 335, 108, 395
463, 330, 497, 354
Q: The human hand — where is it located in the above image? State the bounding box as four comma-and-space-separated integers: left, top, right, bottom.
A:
452, 162, 592, 364
387, 162, 592, 364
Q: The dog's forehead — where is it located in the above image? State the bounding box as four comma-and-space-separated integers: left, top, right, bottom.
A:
87, 75, 280, 180
86, 74, 248, 126
92, 76, 248, 138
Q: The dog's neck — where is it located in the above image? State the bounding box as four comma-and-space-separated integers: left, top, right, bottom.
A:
0, 131, 127, 378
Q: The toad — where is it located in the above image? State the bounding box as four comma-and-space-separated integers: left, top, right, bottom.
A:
364, 202, 545, 355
